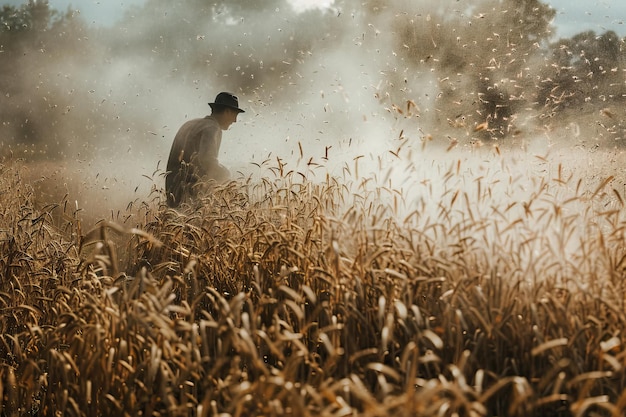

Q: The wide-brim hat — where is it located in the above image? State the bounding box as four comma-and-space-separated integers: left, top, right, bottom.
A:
209, 92, 245, 113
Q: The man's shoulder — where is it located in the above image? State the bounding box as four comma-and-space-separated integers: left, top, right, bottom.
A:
176, 116, 218, 135
181, 116, 210, 125
184, 116, 219, 128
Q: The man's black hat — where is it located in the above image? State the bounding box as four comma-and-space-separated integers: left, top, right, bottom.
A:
209, 92, 245, 113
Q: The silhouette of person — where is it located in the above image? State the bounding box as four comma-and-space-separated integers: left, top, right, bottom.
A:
165, 92, 244, 208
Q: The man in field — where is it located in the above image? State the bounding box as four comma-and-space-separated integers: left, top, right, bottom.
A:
165, 92, 245, 208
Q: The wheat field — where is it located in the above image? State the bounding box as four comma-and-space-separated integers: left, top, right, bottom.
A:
2, 141, 626, 417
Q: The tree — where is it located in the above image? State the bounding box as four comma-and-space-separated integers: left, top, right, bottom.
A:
0, 1, 88, 155
0, 1, 70, 48
538, 30, 625, 112
355, 0, 556, 139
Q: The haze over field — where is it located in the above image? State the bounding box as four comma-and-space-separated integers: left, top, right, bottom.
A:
4, 0, 626, 36
4, 4, 626, 414
1, 0, 626, 223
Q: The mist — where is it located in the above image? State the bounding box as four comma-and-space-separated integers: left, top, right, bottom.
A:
2, 0, 625, 228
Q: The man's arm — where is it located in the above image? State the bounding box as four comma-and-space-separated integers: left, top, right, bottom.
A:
196, 126, 230, 181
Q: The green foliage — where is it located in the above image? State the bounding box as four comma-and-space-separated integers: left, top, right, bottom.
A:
2, 0, 626, 154
538, 30, 626, 110
0, 1, 69, 43
0, 1, 83, 150
366, 0, 556, 138
2, 2, 46, 33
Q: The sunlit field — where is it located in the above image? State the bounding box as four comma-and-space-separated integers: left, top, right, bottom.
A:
3, 138, 626, 416
4, 0, 626, 415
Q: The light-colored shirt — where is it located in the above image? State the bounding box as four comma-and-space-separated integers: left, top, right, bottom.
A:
167, 115, 229, 181
165, 116, 229, 206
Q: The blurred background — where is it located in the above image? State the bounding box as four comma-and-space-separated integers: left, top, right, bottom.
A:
1, 0, 625, 222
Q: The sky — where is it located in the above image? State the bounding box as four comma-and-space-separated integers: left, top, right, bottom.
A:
548, 0, 626, 37
1, 0, 625, 38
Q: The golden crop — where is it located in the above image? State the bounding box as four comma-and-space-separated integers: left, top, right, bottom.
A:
1, 146, 626, 416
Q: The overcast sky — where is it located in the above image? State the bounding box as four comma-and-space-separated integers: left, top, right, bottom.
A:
548, 0, 625, 37
2, 0, 626, 38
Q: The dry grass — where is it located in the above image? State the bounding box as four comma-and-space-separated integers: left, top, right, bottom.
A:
2, 146, 626, 416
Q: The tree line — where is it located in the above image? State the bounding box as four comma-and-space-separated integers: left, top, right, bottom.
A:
1, 0, 625, 151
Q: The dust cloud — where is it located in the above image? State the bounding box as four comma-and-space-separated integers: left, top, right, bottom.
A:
2, 0, 625, 228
